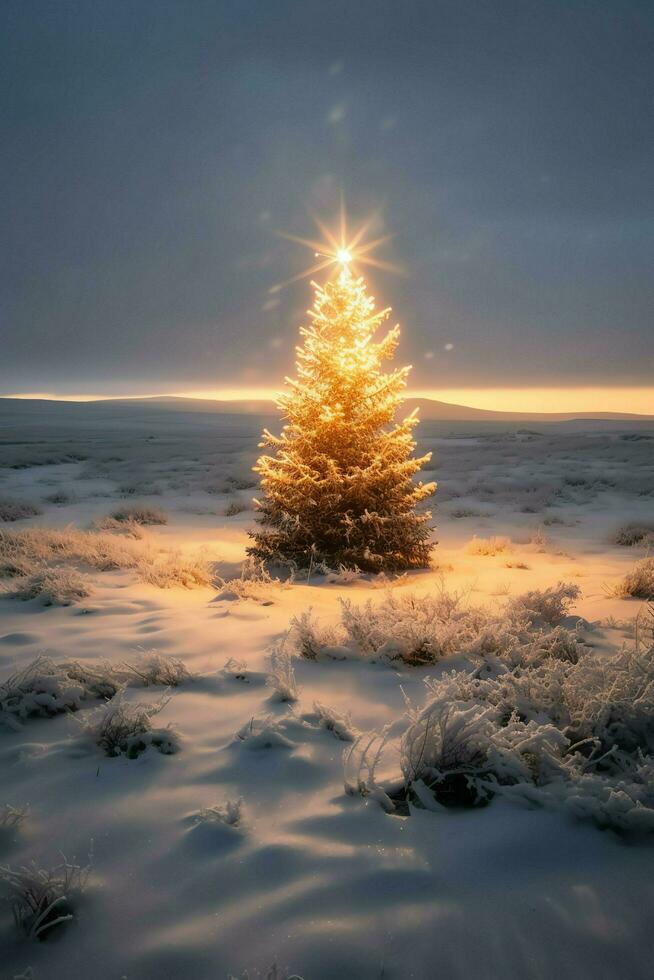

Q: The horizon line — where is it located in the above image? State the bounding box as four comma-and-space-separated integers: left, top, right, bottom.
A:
1, 385, 653, 415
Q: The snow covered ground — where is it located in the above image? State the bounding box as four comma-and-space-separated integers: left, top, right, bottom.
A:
0, 401, 653, 980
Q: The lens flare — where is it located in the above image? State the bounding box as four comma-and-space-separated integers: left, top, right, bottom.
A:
270, 205, 404, 293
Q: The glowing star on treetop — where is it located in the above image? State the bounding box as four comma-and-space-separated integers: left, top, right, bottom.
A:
268, 207, 403, 293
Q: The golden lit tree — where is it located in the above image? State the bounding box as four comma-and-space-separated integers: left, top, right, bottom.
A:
249, 258, 436, 571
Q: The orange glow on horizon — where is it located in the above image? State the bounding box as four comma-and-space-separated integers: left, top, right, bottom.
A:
2, 386, 652, 414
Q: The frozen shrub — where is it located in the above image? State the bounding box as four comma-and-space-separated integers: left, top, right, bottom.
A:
195, 798, 243, 828
7, 567, 91, 606
234, 716, 297, 750
43, 491, 75, 506
563, 619, 654, 755
614, 558, 654, 599
385, 608, 654, 830
121, 651, 192, 688
308, 701, 357, 741
400, 699, 568, 807
542, 515, 567, 526
465, 536, 510, 556
292, 609, 344, 661
224, 500, 249, 517
0, 657, 120, 730
93, 516, 145, 538
343, 728, 395, 811
216, 558, 290, 603
107, 503, 168, 525
221, 657, 251, 683
0, 499, 41, 522
291, 582, 585, 667
0, 853, 91, 940
266, 642, 298, 702
313, 562, 363, 584
526, 527, 549, 552
505, 582, 580, 625
369, 571, 408, 589
78, 692, 179, 758
0, 555, 37, 579
561, 762, 654, 833
611, 522, 654, 547
139, 551, 213, 589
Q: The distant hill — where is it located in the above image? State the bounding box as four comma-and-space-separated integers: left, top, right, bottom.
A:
0, 394, 652, 423
404, 397, 654, 422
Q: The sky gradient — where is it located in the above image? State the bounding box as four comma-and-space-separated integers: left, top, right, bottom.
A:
2, 1, 653, 405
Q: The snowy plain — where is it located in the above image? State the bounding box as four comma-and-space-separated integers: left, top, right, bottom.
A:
0, 399, 653, 980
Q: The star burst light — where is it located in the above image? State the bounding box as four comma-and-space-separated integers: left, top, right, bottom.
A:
269, 205, 403, 293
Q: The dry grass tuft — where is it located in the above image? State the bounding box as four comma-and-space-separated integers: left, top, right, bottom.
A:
0, 526, 213, 592
465, 535, 511, 557
106, 503, 168, 525
611, 522, 654, 548
0, 499, 41, 523
216, 558, 290, 603
613, 558, 654, 600
0, 854, 91, 940
6, 567, 92, 606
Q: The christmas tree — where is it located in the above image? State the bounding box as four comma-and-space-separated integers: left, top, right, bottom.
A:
249, 259, 436, 571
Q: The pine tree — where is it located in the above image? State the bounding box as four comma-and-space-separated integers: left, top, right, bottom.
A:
248, 265, 436, 571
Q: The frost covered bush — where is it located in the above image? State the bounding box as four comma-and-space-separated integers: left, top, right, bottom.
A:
234, 716, 297, 750
43, 490, 76, 506
0, 554, 36, 579
308, 701, 357, 741
6, 567, 92, 606
343, 728, 395, 811
266, 642, 298, 702
78, 692, 179, 758
107, 503, 168, 525
505, 582, 580, 625
392, 608, 654, 830
465, 536, 510, 556
313, 562, 364, 584
195, 798, 243, 828
216, 558, 290, 603
563, 620, 654, 755
121, 651, 192, 688
611, 522, 654, 547
0, 853, 91, 940
139, 550, 213, 589
448, 507, 489, 519
0, 499, 41, 522
0, 657, 120, 730
401, 699, 569, 807
614, 558, 654, 599
93, 516, 145, 538
292, 582, 585, 667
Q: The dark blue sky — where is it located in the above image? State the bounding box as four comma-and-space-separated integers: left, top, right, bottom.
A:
2, 0, 653, 396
